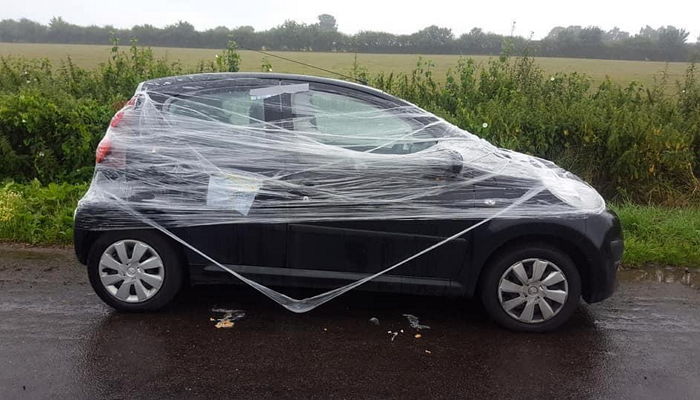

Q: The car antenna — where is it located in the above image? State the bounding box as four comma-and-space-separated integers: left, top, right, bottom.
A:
242, 48, 368, 85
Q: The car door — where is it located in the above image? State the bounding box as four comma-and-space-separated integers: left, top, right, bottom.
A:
281, 81, 472, 284
162, 77, 290, 269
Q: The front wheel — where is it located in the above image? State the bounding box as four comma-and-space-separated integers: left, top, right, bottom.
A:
479, 244, 581, 332
87, 231, 184, 311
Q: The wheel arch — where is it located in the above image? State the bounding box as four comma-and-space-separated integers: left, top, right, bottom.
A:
464, 220, 598, 302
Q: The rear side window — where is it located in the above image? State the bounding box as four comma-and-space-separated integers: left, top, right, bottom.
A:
167, 88, 265, 126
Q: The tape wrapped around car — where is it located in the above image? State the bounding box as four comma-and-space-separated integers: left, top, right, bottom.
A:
75, 75, 607, 312
78, 77, 604, 229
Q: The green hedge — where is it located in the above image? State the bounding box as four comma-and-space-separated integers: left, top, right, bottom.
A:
0, 45, 698, 205
0, 45, 184, 183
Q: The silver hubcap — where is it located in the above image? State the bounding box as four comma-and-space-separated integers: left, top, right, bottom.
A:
497, 258, 568, 324
99, 240, 165, 303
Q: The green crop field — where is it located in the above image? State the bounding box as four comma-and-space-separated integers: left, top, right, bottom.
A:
0, 42, 692, 86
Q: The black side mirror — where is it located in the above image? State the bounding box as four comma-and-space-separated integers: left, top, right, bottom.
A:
445, 149, 464, 177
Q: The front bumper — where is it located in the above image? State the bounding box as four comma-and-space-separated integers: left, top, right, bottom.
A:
583, 209, 624, 303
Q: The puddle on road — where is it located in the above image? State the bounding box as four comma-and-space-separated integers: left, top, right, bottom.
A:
593, 266, 700, 333
619, 266, 699, 290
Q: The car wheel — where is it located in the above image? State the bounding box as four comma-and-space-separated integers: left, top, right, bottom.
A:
479, 244, 581, 332
87, 231, 184, 311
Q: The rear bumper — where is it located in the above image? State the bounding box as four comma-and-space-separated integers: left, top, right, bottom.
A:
73, 227, 91, 265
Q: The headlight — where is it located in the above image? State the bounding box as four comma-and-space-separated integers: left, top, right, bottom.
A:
541, 173, 605, 213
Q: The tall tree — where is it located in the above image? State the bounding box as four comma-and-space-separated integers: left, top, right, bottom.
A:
604, 27, 630, 42
317, 14, 337, 32
409, 25, 454, 53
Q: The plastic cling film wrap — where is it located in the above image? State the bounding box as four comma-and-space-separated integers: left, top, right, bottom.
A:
113, 185, 542, 313
78, 74, 605, 229
77, 73, 606, 312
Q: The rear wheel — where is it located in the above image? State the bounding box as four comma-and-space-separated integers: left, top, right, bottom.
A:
479, 244, 581, 332
87, 231, 184, 311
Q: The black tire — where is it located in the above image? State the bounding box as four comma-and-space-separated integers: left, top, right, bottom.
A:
479, 243, 581, 332
87, 230, 184, 312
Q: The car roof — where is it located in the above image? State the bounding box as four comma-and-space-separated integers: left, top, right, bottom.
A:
137, 72, 403, 103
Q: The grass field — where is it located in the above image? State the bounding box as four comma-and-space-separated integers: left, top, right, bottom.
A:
0, 42, 693, 86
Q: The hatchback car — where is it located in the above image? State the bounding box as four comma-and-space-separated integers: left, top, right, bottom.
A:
74, 73, 623, 332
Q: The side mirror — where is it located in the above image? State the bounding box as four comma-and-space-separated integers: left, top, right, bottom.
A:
445, 149, 464, 177
418, 149, 464, 180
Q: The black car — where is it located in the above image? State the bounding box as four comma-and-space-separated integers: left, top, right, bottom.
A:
74, 73, 623, 332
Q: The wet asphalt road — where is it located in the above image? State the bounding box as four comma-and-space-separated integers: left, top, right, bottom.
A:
0, 244, 698, 399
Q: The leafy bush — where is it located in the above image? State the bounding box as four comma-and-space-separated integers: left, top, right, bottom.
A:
0, 89, 109, 182
0, 40, 252, 185
0, 42, 184, 183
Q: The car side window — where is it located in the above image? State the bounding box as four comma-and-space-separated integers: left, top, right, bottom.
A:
167, 87, 266, 126
290, 87, 434, 154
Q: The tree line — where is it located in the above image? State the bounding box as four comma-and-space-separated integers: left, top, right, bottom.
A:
0, 15, 698, 62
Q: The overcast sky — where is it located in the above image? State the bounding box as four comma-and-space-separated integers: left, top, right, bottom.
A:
3, 0, 699, 41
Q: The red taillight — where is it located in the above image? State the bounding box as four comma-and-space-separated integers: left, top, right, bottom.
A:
110, 111, 125, 128
96, 136, 112, 163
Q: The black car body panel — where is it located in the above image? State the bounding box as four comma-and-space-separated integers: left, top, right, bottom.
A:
74, 210, 623, 303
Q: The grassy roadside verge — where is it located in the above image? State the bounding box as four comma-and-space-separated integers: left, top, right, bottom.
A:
0, 181, 88, 244
609, 204, 699, 268
1, 181, 698, 268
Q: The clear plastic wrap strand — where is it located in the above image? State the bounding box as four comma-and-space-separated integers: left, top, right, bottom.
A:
110, 186, 543, 313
